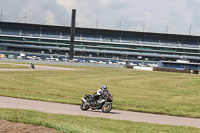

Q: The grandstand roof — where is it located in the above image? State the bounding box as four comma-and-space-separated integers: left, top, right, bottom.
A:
1, 21, 200, 42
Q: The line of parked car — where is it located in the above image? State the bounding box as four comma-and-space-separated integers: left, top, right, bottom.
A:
0, 53, 158, 67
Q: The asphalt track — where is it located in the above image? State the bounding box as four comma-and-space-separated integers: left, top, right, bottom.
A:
0, 96, 200, 128
0, 62, 78, 71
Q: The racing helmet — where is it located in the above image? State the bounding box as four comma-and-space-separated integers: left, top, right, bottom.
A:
101, 85, 107, 90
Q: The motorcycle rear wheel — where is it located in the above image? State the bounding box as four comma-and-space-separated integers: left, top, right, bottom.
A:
80, 102, 90, 111
102, 102, 112, 113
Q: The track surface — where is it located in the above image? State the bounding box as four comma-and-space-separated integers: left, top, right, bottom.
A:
0, 62, 78, 71
0, 96, 200, 128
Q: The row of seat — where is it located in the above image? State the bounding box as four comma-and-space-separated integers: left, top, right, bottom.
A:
4, 42, 200, 59
1, 29, 200, 48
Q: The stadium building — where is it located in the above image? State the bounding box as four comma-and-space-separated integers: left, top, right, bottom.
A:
0, 21, 200, 66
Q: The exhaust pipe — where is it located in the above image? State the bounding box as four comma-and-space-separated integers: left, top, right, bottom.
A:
82, 97, 87, 103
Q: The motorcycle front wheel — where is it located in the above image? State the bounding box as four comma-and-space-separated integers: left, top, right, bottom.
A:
102, 102, 112, 113
80, 102, 90, 111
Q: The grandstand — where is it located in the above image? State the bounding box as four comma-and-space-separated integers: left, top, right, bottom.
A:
0, 21, 200, 66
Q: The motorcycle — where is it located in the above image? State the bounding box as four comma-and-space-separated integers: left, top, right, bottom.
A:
80, 90, 113, 113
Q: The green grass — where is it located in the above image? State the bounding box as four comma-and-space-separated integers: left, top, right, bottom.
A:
0, 108, 200, 133
0, 63, 200, 118
0, 64, 30, 69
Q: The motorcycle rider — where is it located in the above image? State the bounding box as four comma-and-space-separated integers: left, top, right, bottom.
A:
91, 85, 107, 102
30, 63, 35, 69
81, 85, 113, 112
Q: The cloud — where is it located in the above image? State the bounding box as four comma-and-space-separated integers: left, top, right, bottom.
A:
57, 0, 194, 34
0, 0, 70, 26
186, 0, 200, 34
1, 0, 200, 35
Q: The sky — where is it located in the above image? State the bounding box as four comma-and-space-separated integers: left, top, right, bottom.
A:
0, 0, 200, 36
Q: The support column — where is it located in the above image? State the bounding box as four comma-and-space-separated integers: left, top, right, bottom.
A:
69, 9, 76, 60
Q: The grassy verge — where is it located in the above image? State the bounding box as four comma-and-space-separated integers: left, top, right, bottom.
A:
0, 64, 30, 69
0, 108, 200, 133
0, 63, 200, 118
